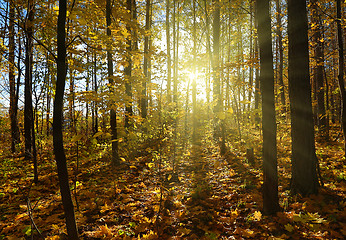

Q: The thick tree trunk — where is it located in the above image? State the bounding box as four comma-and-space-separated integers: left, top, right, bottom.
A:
256, 0, 280, 215
106, 0, 120, 165
336, 0, 346, 159
212, 0, 221, 129
9, 1, 20, 153
53, 0, 79, 238
287, 0, 319, 195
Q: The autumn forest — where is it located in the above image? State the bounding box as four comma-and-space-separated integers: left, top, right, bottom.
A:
0, 0, 345, 239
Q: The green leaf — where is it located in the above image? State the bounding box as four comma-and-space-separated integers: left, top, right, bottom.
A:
284, 224, 294, 232
23, 226, 32, 236
71, 134, 83, 142
129, 222, 136, 228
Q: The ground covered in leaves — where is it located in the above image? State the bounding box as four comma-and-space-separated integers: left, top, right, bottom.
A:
0, 124, 346, 239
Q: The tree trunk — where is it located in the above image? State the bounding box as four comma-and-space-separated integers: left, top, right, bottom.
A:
93, 52, 98, 134
106, 0, 120, 165
53, 0, 79, 238
192, 0, 197, 143
173, 0, 179, 105
336, 0, 346, 159
141, 0, 151, 119
166, 0, 172, 103
248, 0, 254, 112
205, 0, 211, 112
24, 0, 34, 161
311, 0, 327, 139
46, 52, 52, 136
275, 0, 285, 111
256, 0, 280, 215
287, 0, 319, 195
9, 1, 20, 153
212, 0, 221, 134
124, 0, 133, 130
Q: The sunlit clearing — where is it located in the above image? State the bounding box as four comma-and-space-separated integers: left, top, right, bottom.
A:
188, 72, 197, 83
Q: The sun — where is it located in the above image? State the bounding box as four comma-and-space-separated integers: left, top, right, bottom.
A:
188, 72, 198, 83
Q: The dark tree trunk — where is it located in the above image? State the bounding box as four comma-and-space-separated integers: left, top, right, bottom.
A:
93, 52, 98, 134
212, 0, 221, 129
106, 0, 120, 165
256, 0, 280, 215
287, 0, 319, 195
275, 0, 285, 110
311, 0, 327, 139
46, 53, 52, 136
9, 1, 20, 153
336, 0, 346, 159
24, 0, 34, 161
124, 0, 133, 130
53, 0, 79, 238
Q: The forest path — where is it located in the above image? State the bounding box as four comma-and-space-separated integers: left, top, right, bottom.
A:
153, 138, 265, 239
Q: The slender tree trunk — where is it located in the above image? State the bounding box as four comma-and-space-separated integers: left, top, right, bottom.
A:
256, 0, 280, 215
69, 57, 75, 132
254, 2, 260, 125
275, 0, 285, 110
311, 0, 327, 139
85, 51, 90, 134
53, 0, 79, 238
248, 0, 254, 111
93, 52, 98, 134
192, 0, 197, 143
212, 0, 221, 133
166, 0, 172, 103
288, 0, 319, 195
141, 0, 150, 119
9, 1, 20, 153
15, 32, 21, 135
173, 0, 179, 105
24, 0, 34, 160
106, 0, 120, 165
124, 0, 133, 130
205, 0, 211, 112
336, 0, 346, 159
46, 52, 52, 136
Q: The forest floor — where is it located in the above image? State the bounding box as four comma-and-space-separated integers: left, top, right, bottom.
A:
0, 124, 346, 239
